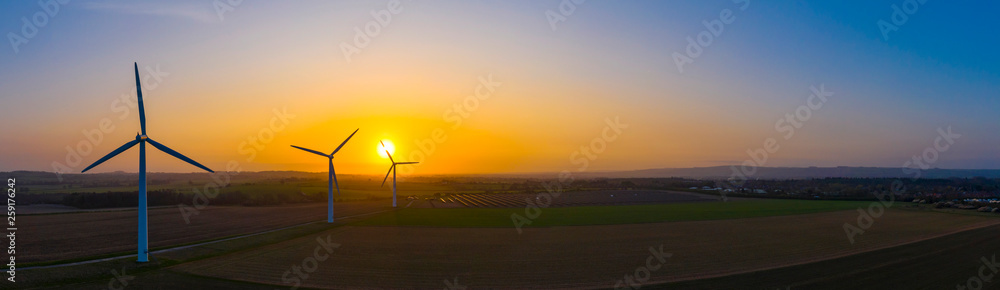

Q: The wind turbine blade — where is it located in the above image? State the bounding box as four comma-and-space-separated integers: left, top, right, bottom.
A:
395, 162, 419, 165
146, 138, 214, 173
134, 63, 147, 135
290, 145, 330, 157
81, 139, 140, 173
380, 140, 394, 163
331, 128, 358, 156
381, 164, 394, 187
331, 161, 340, 197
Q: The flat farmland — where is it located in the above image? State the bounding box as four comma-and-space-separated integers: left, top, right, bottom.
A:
19, 201, 391, 264
659, 223, 1000, 289
357, 199, 872, 227
175, 209, 1000, 289
423, 190, 724, 208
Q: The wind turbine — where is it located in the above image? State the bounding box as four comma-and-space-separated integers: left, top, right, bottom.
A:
81, 63, 214, 263
290, 128, 358, 223
380, 140, 418, 207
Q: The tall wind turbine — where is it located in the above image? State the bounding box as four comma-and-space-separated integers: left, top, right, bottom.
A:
82, 63, 214, 263
291, 128, 358, 223
380, 140, 418, 207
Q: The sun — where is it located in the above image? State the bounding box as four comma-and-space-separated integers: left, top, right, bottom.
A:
377, 139, 396, 159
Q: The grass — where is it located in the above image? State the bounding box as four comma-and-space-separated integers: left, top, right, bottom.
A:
354, 199, 874, 227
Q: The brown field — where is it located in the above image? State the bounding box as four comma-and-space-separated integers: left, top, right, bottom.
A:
19, 201, 391, 263
174, 209, 1000, 289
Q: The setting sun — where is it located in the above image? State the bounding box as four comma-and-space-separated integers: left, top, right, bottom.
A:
377, 139, 395, 159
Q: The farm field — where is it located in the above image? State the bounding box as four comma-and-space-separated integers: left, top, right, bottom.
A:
660, 223, 1000, 289
421, 190, 723, 208
174, 208, 1000, 289
19, 204, 172, 214
34, 271, 279, 290
356, 199, 873, 227
25, 184, 185, 194
19, 200, 391, 264
22, 176, 454, 195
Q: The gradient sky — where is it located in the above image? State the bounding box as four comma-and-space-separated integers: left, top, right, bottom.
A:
1, 0, 998, 175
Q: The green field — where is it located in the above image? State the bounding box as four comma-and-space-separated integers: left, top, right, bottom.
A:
354, 199, 873, 227
26, 183, 185, 194
298, 187, 443, 199
24, 176, 458, 198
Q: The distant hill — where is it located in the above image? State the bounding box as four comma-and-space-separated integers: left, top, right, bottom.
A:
571, 166, 1000, 179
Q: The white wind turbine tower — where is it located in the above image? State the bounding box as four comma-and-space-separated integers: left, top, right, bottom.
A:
380, 140, 418, 207
290, 128, 358, 223
81, 63, 215, 262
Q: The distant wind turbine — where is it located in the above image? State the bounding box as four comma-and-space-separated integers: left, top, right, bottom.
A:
380, 140, 418, 207
291, 128, 358, 223
81, 63, 214, 263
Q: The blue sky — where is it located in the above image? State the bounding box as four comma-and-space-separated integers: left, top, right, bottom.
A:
0, 0, 998, 173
